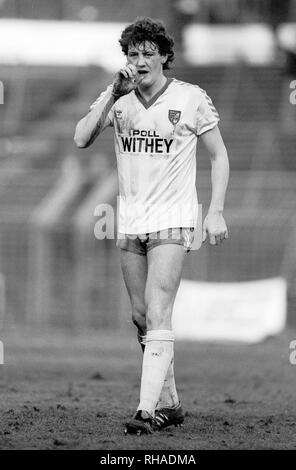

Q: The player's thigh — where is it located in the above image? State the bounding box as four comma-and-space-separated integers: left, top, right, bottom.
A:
119, 249, 147, 311
145, 244, 185, 313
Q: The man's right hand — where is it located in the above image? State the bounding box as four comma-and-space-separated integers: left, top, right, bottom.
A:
112, 64, 142, 98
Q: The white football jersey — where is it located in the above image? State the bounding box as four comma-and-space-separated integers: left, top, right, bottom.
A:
90, 78, 219, 234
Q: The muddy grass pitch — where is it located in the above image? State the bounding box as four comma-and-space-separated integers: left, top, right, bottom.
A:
1, 328, 296, 449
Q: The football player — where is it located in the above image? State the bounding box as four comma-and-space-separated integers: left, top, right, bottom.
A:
74, 17, 229, 435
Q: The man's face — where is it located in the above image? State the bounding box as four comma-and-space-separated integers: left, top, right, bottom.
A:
127, 41, 167, 88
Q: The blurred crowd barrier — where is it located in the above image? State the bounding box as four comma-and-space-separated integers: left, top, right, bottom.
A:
1, 0, 296, 25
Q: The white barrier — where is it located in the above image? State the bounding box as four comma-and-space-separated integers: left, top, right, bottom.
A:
0, 19, 125, 71
173, 277, 287, 343
183, 24, 275, 65
0, 20, 280, 69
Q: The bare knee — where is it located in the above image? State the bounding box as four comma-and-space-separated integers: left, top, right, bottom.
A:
145, 281, 175, 330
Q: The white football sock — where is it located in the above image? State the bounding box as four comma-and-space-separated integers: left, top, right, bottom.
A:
156, 356, 179, 409
137, 333, 179, 409
137, 329, 174, 416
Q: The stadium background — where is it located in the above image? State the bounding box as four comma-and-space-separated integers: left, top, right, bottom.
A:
0, 0, 296, 450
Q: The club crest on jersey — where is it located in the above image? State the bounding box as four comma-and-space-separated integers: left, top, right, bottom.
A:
115, 110, 123, 119
168, 110, 181, 125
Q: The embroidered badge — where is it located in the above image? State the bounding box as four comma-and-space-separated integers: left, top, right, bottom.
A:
168, 110, 181, 125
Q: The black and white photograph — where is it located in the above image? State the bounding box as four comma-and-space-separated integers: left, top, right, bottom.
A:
0, 0, 295, 456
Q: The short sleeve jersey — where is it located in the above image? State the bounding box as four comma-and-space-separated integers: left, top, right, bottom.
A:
90, 78, 219, 234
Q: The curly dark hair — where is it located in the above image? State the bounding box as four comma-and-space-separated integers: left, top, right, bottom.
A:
119, 17, 174, 70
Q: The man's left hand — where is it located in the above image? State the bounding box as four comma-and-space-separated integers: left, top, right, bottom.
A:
202, 212, 229, 246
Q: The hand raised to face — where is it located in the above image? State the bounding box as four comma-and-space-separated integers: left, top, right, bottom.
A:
112, 64, 144, 98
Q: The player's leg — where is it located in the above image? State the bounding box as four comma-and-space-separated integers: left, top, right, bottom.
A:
155, 229, 194, 412
120, 244, 182, 434
150, 229, 194, 429
120, 247, 159, 435
119, 248, 147, 342
146, 243, 185, 330
136, 244, 185, 419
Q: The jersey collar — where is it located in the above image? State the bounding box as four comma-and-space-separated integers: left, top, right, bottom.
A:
135, 77, 173, 109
